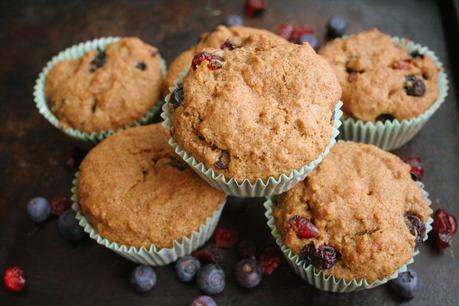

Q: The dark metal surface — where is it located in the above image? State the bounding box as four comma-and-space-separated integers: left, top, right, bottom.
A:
0, 0, 458, 305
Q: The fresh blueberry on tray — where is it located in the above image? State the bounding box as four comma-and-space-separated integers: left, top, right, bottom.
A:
27, 197, 50, 223
235, 258, 263, 288
130, 265, 157, 293
175, 256, 201, 282
389, 269, 419, 299
58, 210, 85, 241
197, 264, 225, 295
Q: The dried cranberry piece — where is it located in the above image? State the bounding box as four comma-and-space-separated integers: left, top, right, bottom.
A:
288, 215, 319, 239
192, 52, 223, 70
220, 40, 235, 50
300, 243, 340, 270
259, 246, 281, 275
403, 156, 424, 181
215, 151, 230, 170
192, 244, 226, 265
433, 208, 457, 250
169, 86, 184, 108
277, 24, 294, 40
135, 62, 147, 71
391, 59, 412, 70
244, 0, 266, 17
89, 49, 105, 72
404, 75, 426, 97
290, 26, 315, 43
236, 240, 257, 258
299, 242, 315, 264
405, 213, 426, 247
50, 196, 72, 216
213, 227, 238, 248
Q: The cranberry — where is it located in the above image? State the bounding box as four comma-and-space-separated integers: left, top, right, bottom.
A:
192, 244, 226, 265
300, 243, 340, 270
49, 196, 72, 216
405, 213, 426, 247
391, 59, 412, 70
215, 151, 230, 170
299, 242, 315, 263
236, 240, 257, 258
288, 215, 319, 238
220, 40, 235, 50
192, 52, 223, 71
277, 24, 294, 40
244, 0, 266, 17
3, 266, 26, 293
213, 227, 238, 248
403, 156, 424, 181
290, 26, 315, 43
433, 208, 457, 250
404, 75, 426, 97
259, 246, 281, 275
170, 86, 184, 108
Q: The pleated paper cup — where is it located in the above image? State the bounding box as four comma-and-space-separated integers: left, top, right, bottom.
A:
33, 37, 167, 150
264, 181, 433, 292
71, 172, 225, 266
340, 37, 449, 151
161, 69, 343, 197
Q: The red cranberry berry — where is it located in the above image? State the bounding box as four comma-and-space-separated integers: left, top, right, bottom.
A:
403, 156, 424, 181
288, 215, 319, 238
290, 26, 315, 43
244, 0, 266, 17
236, 240, 257, 258
405, 213, 426, 246
192, 52, 223, 70
433, 208, 457, 250
192, 244, 226, 265
391, 59, 412, 70
404, 75, 426, 97
220, 40, 236, 50
170, 86, 184, 108
259, 246, 281, 275
213, 227, 238, 248
49, 196, 72, 216
3, 266, 26, 293
277, 24, 294, 40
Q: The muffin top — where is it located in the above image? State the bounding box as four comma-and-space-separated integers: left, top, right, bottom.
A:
169, 36, 341, 181
77, 124, 225, 248
164, 25, 287, 91
272, 142, 431, 282
319, 28, 439, 121
46, 37, 164, 132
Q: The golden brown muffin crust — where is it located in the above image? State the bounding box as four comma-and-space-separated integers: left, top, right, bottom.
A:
319, 28, 439, 121
273, 142, 431, 282
170, 36, 341, 181
164, 25, 287, 92
46, 37, 164, 132
77, 124, 225, 248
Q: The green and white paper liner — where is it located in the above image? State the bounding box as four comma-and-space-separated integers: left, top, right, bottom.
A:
340, 37, 449, 151
264, 181, 433, 293
33, 36, 167, 150
70, 172, 225, 266
161, 72, 343, 197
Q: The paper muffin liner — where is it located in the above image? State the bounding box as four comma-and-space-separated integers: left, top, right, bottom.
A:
339, 37, 449, 151
161, 69, 343, 197
33, 37, 168, 150
264, 181, 433, 292
70, 172, 225, 266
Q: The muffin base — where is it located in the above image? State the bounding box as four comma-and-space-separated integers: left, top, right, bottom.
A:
71, 172, 225, 266
263, 181, 433, 292
34, 37, 167, 150
339, 37, 449, 151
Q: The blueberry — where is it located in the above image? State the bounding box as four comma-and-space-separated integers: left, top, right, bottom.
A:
405, 213, 426, 247
190, 295, 217, 306
130, 265, 157, 293
297, 34, 318, 49
175, 256, 201, 282
57, 210, 85, 241
196, 264, 225, 295
327, 16, 348, 38
235, 258, 262, 289
225, 15, 243, 27
170, 86, 184, 108
27, 197, 51, 223
389, 269, 420, 299
376, 114, 395, 122
404, 75, 426, 97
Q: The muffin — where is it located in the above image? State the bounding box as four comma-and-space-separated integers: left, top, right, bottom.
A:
319, 29, 448, 150
163, 35, 342, 196
46, 37, 164, 133
74, 124, 226, 264
164, 25, 287, 91
269, 142, 432, 291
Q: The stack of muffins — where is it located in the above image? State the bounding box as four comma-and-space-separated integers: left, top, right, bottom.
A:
34, 26, 447, 292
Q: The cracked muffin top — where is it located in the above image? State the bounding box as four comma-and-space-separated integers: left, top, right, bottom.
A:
319, 28, 440, 121
164, 25, 287, 91
77, 124, 225, 248
168, 36, 341, 181
46, 37, 164, 132
272, 142, 431, 282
